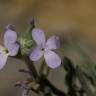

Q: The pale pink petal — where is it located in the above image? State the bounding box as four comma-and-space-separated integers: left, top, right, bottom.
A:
29, 47, 43, 61
44, 50, 61, 68
4, 29, 17, 48
32, 28, 45, 48
46, 36, 60, 50
8, 43, 19, 56
0, 52, 8, 70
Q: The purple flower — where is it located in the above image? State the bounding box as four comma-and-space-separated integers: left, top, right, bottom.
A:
0, 25, 19, 70
29, 28, 61, 68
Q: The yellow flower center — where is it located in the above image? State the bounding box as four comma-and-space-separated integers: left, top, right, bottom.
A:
3, 48, 9, 54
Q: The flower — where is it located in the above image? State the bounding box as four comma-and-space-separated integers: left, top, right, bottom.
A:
0, 25, 19, 70
29, 28, 61, 68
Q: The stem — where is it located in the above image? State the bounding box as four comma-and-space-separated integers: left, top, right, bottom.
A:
23, 56, 67, 96
39, 60, 50, 77
24, 56, 39, 80
39, 77, 67, 96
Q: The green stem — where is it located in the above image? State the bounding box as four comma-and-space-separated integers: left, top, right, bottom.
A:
24, 56, 39, 80
39, 60, 50, 77
39, 77, 67, 96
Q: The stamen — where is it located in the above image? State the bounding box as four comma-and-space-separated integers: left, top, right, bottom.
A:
3, 48, 9, 54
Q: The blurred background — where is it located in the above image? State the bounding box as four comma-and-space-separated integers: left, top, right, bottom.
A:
0, 0, 96, 96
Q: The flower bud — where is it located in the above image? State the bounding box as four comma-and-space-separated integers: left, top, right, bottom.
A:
18, 19, 35, 55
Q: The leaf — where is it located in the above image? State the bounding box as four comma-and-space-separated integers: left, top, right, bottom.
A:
63, 57, 79, 96
68, 37, 96, 86
76, 66, 95, 96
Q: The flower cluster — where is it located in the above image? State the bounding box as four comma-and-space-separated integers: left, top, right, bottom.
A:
0, 24, 61, 70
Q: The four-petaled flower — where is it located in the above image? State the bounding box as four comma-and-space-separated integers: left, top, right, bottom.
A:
29, 28, 61, 68
0, 25, 19, 70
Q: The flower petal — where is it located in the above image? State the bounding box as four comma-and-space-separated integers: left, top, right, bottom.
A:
0, 52, 8, 70
46, 36, 60, 50
32, 28, 45, 48
44, 50, 61, 68
29, 47, 43, 61
8, 43, 19, 56
0, 45, 4, 53
4, 29, 17, 48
